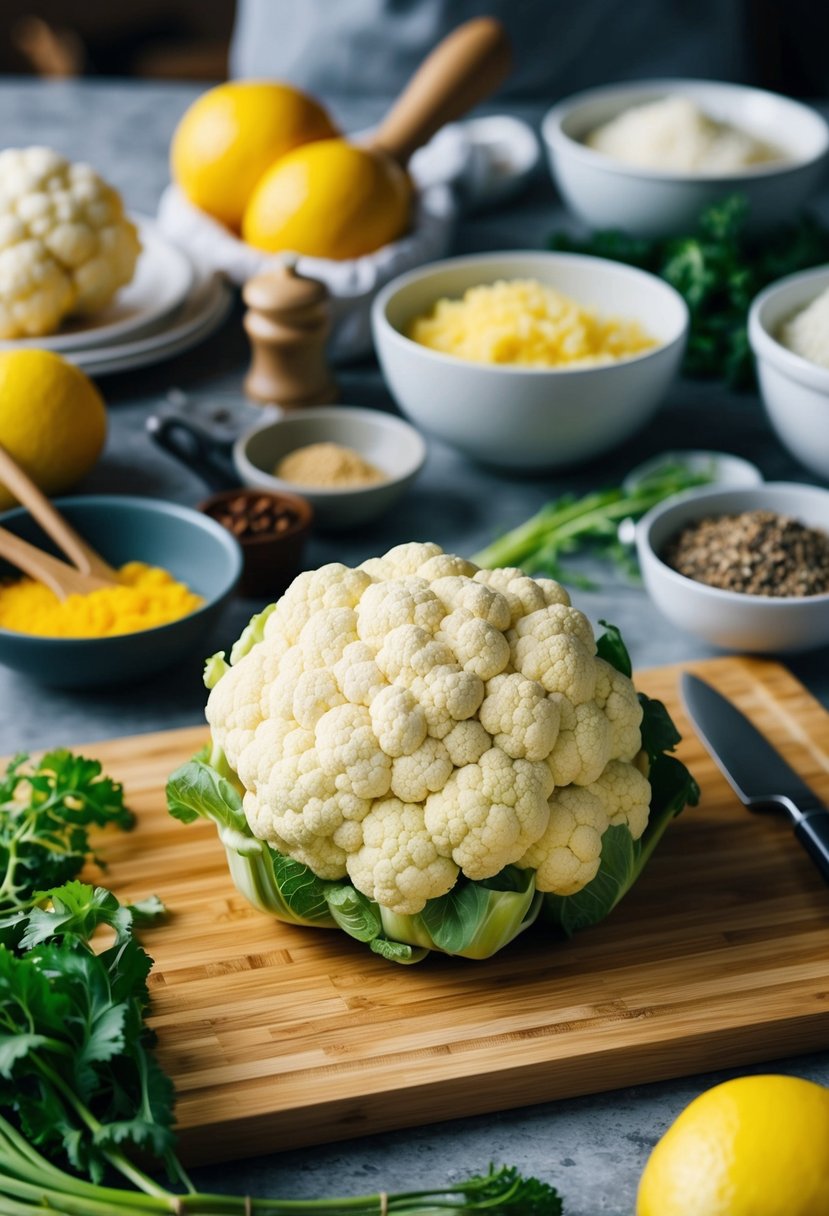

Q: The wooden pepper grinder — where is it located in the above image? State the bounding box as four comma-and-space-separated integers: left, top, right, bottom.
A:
242, 259, 338, 408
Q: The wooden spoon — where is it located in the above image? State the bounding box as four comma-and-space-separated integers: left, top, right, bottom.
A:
0, 442, 117, 583
367, 16, 513, 167
0, 526, 114, 599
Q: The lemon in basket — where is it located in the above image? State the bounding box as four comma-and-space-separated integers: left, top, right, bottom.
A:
242, 137, 412, 260
170, 80, 338, 231
636, 1074, 829, 1216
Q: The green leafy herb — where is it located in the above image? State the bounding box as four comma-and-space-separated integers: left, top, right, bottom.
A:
549, 195, 829, 387
0, 882, 563, 1213
471, 464, 711, 583
0, 750, 133, 917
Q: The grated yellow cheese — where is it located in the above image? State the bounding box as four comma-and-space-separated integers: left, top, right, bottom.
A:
0, 561, 203, 638
407, 278, 658, 368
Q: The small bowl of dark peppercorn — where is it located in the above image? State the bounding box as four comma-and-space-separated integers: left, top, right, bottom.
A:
636, 481, 829, 654
197, 488, 313, 599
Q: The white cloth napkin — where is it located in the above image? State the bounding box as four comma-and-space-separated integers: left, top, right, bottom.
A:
156, 125, 472, 361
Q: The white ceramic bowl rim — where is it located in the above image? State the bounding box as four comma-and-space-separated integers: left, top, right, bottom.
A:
373, 249, 689, 378
234, 405, 428, 498
0, 493, 243, 644
542, 78, 829, 184
637, 480, 829, 607
748, 263, 829, 392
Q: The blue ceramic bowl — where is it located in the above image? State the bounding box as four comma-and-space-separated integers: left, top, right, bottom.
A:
0, 495, 243, 688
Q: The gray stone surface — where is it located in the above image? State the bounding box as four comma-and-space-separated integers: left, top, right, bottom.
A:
1, 79, 828, 1212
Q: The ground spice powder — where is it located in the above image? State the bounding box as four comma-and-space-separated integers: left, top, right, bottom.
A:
275, 442, 386, 488
664, 509, 829, 597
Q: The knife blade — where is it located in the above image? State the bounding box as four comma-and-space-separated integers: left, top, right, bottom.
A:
680, 671, 829, 884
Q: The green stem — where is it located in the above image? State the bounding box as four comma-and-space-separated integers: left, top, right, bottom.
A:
33, 1060, 172, 1201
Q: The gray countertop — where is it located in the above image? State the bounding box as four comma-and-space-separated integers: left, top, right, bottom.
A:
1, 78, 828, 1214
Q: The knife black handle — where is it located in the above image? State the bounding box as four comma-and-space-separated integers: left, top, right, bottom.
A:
794, 811, 829, 885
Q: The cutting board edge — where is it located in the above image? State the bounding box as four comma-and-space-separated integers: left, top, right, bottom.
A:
177, 1010, 829, 1166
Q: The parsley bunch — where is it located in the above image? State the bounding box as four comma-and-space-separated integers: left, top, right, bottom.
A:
550, 195, 829, 387
0, 749, 133, 916
0, 743, 564, 1214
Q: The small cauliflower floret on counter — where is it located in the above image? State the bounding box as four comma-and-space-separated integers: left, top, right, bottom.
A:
205, 543, 650, 910
0, 146, 141, 339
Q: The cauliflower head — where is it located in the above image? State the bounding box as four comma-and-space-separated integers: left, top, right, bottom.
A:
0, 146, 141, 339
206, 543, 647, 916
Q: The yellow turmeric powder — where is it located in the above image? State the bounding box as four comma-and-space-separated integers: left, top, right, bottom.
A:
0, 561, 203, 638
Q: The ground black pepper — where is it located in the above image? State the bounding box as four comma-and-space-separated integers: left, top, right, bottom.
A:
663, 509, 829, 597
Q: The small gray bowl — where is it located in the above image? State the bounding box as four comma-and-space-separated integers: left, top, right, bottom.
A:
0, 495, 242, 688
233, 406, 427, 530
636, 482, 829, 654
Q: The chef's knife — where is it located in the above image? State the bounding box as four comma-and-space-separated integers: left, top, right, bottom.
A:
680, 672, 829, 884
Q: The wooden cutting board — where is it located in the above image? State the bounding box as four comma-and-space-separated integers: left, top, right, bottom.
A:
78, 655, 829, 1166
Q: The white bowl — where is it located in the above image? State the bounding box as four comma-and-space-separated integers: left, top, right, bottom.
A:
623, 450, 763, 494
371, 251, 688, 470
233, 406, 427, 531
636, 482, 829, 654
542, 79, 829, 238
748, 265, 829, 481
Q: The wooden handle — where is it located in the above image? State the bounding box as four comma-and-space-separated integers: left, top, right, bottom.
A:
368, 17, 512, 166
0, 525, 111, 599
0, 442, 117, 581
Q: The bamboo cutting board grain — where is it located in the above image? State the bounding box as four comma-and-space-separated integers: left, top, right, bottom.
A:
79, 656, 829, 1165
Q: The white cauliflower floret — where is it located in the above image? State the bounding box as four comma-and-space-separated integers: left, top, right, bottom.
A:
346, 798, 459, 914
359, 541, 444, 581
356, 577, 445, 645
479, 672, 560, 761
0, 147, 140, 338
205, 542, 652, 910
250, 745, 370, 878
424, 748, 553, 880
437, 610, 511, 681
266, 564, 372, 644
594, 658, 644, 761
391, 737, 453, 802
589, 759, 651, 839
314, 703, 392, 799
409, 664, 485, 738
369, 685, 427, 757
510, 605, 597, 705
375, 624, 454, 685
521, 785, 609, 895
474, 567, 568, 623
547, 698, 612, 787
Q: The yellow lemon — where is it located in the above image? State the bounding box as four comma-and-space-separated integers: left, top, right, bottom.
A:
241, 138, 412, 260
170, 80, 338, 231
0, 349, 106, 510
636, 1074, 829, 1216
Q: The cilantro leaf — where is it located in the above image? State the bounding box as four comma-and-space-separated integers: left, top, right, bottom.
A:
0, 751, 133, 918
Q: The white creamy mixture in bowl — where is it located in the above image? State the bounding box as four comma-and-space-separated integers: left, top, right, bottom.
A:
542, 79, 829, 237
585, 96, 783, 174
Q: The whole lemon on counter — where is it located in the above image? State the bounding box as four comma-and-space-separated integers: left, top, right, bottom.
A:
0, 349, 106, 510
241, 138, 412, 259
170, 81, 338, 231
636, 1074, 829, 1216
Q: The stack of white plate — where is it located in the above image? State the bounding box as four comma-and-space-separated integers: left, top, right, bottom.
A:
0, 217, 233, 376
